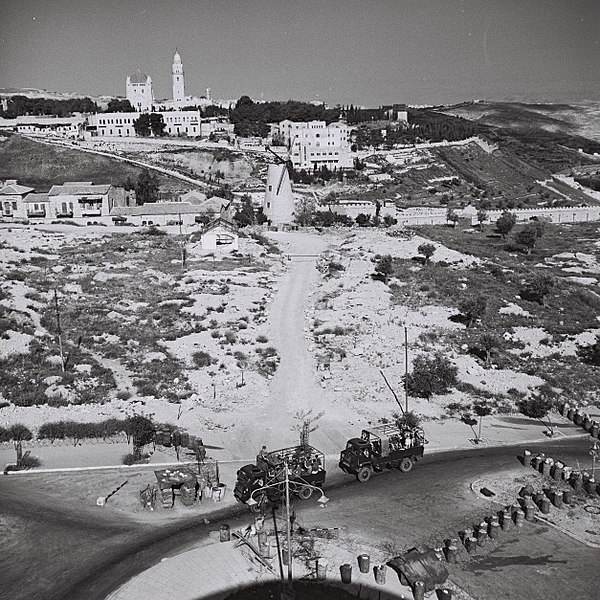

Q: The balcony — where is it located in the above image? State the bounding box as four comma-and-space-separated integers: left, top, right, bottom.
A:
55, 212, 74, 218
27, 209, 46, 217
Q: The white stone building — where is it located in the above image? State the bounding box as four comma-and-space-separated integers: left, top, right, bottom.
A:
86, 111, 233, 138
271, 118, 353, 171
0, 181, 34, 221
126, 68, 155, 112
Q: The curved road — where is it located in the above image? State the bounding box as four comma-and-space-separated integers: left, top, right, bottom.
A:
0, 438, 596, 600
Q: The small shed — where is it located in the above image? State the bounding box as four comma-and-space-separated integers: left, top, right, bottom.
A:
200, 217, 238, 250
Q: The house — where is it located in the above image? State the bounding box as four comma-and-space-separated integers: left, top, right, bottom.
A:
179, 191, 208, 205
110, 202, 207, 227
48, 182, 120, 220
0, 180, 34, 221
23, 193, 50, 220
200, 203, 238, 250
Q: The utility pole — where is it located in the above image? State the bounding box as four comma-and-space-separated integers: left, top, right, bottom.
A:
53, 290, 66, 372
284, 460, 293, 592
404, 326, 409, 414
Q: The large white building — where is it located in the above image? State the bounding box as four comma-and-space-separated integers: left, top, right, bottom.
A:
126, 68, 155, 112
85, 111, 233, 138
271, 118, 353, 171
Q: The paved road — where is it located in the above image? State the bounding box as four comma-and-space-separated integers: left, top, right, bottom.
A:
0, 437, 594, 600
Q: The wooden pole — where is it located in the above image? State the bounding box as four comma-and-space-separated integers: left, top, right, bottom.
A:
404, 326, 409, 414
53, 290, 65, 372
380, 370, 404, 414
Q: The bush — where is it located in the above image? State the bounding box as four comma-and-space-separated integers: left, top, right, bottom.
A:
122, 452, 146, 465
192, 350, 215, 368
577, 335, 600, 366
17, 453, 42, 469
406, 353, 458, 399
256, 335, 268, 343
223, 330, 237, 345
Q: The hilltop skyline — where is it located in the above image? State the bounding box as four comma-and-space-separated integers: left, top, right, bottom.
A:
0, 0, 599, 107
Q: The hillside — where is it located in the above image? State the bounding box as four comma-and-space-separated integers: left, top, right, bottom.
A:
441, 101, 600, 143
0, 133, 192, 194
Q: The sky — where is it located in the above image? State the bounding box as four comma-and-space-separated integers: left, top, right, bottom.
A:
0, 0, 599, 107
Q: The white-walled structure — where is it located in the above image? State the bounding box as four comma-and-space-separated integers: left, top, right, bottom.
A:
86, 111, 233, 138
0, 181, 34, 220
126, 68, 155, 112
263, 164, 296, 227
271, 118, 353, 171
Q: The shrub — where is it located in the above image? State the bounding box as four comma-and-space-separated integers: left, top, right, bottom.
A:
122, 452, 148, 465
406, 353, 458, 399
192, 351, 215, 368
576, 335, 600, 366
223, 330, 237, 345
417, 243, 436, 264
458, 295, 487, 327
116, 390, 131, 401
210, 330, 220, 338
256, 335, 268, 343
373, 255, 394, 283
16, 453, 42, 469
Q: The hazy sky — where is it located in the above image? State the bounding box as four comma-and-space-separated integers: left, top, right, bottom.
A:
1, 0, 598, 106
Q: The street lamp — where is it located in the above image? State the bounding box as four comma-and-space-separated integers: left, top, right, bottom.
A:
245, 462, 329, 596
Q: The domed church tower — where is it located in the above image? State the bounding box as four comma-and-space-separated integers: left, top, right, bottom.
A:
172, 50, 185, 109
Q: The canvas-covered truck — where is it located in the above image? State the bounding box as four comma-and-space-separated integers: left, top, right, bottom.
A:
339, 423, 426, 482
234, 445, 326, 512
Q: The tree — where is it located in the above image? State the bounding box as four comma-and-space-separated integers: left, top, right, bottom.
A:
124, 415, 155, 460
521, 273, 554, 306
135, 169, 160, 204
3, 423, 33, 466
495, 212, 517, 238
393, 411, 421, 429
106, 98, 134, 112
577, 334, 600, 366
294, 197, 316, 227
514, 222, 539, 255
479, 333, 501, 368
458, 295, 487, 327
374, 254, 394, 284
477, 208, 488, 230
518, 386, 557, 436
149, 113, 166, 137
417, 243, 436, 264
406, 353, 458, 399
472, 401, 492, 443
291, 409, 325, 447
446, 208, 459, 228
234, 194, 255, 227
133, 113, 151, 137
355, 213, 371, 227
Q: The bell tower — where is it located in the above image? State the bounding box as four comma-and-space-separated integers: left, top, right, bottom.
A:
172, 49, 185, 109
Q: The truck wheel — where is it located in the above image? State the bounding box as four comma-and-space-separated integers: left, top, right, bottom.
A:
297, 486, 313, 500
356, 467, 372, 483
399, 457, 413, 473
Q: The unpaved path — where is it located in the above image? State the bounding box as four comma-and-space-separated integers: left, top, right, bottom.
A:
228, 232, 351, 456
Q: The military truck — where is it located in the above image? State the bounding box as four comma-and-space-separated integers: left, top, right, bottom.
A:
339, 423, 426, 482
234, 445, 326, 512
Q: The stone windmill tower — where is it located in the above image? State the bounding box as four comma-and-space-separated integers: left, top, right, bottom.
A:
263, 163, 295, 228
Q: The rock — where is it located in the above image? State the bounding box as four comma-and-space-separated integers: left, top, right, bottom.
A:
42, 375, 62, 385
74, 364, 92, 374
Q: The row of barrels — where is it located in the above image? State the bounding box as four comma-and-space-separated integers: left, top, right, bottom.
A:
558, 402, 600, 438
154, 429, 203, 451
524, 449, 599, 497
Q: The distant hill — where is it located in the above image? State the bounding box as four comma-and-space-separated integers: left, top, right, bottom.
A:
440, 101, 600, 142
0, 133, 185, 194
0, 88, 115, 110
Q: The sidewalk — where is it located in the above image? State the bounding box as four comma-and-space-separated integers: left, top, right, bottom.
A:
106, 528, 418, 600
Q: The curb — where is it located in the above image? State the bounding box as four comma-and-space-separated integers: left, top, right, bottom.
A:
534, 514, 600, 549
